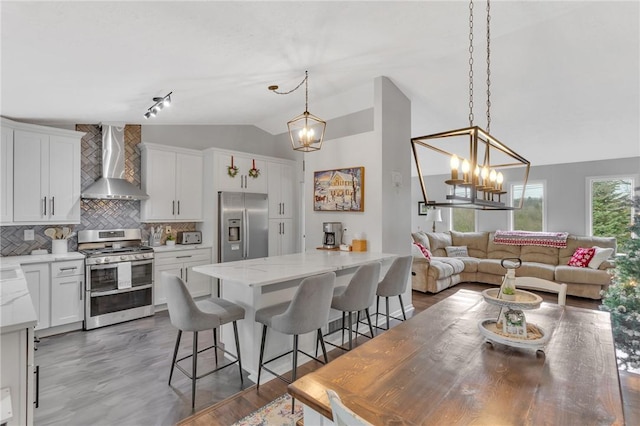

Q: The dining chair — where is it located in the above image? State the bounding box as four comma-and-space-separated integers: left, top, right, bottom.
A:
326, 389, 373, 426
163, 272, 245, 410
514, 276, 567, 306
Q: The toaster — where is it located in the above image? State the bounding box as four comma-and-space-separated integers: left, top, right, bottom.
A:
177, 231, 202, 245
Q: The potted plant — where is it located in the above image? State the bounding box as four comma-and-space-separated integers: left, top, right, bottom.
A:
165, 233, 176, 246
501, 286, 516, 301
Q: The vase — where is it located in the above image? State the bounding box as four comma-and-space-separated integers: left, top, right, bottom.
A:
166, 240, 175, 246
52, 239, 68, 254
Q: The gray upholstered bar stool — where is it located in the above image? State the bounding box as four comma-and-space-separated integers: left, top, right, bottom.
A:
328, 262, 380, 351
255, 272, 335, 392
163, 272, 245, 411
375, 255, 413, 331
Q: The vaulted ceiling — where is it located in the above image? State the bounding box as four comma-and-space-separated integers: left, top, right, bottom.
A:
1, 1, 638, 166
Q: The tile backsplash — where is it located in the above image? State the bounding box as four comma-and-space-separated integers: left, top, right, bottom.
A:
1, 124, 197, 256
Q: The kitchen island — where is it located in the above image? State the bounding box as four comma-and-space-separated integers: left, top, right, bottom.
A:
192, 251, 398, 380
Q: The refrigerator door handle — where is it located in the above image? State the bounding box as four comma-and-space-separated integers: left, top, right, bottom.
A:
243, 207, 249, 259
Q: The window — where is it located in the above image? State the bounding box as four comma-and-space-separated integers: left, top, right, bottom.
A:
511, 182, 545, 231
588, 177, 634, 249
451, 208, 475, 232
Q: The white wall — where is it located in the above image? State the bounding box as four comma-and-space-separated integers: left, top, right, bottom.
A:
412, 156, 640, 235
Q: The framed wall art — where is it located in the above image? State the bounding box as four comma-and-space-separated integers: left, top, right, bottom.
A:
313, 167, 365, 212
418, 201, 428, 215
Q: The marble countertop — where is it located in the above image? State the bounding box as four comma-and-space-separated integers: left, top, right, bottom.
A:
0, 264, 37, 333
193, 250, 397, 287
0, 251, 85, 266
152, 244, 212, 253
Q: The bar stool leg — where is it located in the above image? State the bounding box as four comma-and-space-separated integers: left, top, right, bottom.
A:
364, 308, 374, 338
317, 329, 328, 363
213, 328, 218, 366
386, 297, 391, 330
347, 311, 353, 350
191, 331, 198, 410
291, 335, 299, 414
257, 324, 267, 389
376, 296, 381, 327
399, 295, 407, 320
341, 312, 346, 346
169, 330, 182, 385
233, 321, 244, 386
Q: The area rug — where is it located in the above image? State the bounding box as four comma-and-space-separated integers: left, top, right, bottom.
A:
231, 394, 303, 426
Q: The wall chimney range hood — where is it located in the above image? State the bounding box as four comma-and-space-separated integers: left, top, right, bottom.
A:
81, 123, 149, 200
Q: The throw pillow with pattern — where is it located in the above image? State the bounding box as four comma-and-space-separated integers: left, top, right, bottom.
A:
568, 247, 596, 268
413, 242, 432, 260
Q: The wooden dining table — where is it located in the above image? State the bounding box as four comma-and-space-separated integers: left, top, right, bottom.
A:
288, 289, 624, 425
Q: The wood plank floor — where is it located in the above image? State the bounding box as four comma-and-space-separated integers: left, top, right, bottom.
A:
34, 283, 638, 425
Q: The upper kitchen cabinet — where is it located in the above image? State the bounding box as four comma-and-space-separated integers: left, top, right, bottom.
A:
140, 143, 203, 222
7, 118, 83, 224
216, 152, 267, 193
267, 161, 294, 219
1, 126, 13, 223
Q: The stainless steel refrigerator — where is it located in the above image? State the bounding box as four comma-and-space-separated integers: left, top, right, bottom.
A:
218, 191, 269, 262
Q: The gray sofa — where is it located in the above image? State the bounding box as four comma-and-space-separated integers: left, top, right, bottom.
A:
411, 231, 616, 299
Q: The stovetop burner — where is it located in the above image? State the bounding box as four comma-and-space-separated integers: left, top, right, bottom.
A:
80, 246, 154, 256
78, 229, 155, 265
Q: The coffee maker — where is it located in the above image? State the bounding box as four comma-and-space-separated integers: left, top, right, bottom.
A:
322, 222, 343, 249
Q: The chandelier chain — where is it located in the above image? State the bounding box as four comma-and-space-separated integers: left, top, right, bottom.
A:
270, 71, 309, 97
486, 0, 491, 134
468, 0, 474, 126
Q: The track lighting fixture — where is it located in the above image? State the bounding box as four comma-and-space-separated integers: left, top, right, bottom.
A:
144, 92, 172, 119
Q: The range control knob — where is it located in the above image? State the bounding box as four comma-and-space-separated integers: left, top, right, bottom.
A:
121, 256, 127, 261
94, 258, 103, 264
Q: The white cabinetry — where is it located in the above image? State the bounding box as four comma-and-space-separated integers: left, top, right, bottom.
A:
216, 152, 267, 193
50, 260, 84, 327
6, 118, 83, 224
154, 248, 212, 305
1, 327, 35, 426
22, 263, 50, 331
268, 218, 294, 256
1, 127, 13, 223
140, 143, 204, 222
267, 162, 294, 219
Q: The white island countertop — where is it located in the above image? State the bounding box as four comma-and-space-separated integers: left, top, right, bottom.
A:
193, 250, 397, 287
0, 264, 37, 334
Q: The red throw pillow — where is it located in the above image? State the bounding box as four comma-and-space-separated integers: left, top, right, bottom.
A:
567, 247, 596, 268
413, 242, 432, 260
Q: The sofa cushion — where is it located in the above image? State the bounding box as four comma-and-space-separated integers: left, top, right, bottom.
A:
445, 246, 468, 257
411, 231, 431, 250
516, 262, 556, 281
428, 257, 465, 280
477, 259, 507, 276
458, 257, 480, 273
588, 247, 615, 269
567, 247, 596, 267
559, 235, 616, 265
427, 232, 452, 257
555, 265, 612, 286
450, 231, 489, 258
487, 232, 521, 259
520, 245, 559, 265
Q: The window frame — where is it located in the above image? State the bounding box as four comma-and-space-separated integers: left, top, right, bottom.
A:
586, 175, 635, 237
509, 180, 547, 231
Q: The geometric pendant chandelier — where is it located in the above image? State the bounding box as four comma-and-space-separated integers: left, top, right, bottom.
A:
411, 0, 530, 210
269, 71, 326, 152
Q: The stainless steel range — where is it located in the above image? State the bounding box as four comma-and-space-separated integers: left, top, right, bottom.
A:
78, 229, 154, 330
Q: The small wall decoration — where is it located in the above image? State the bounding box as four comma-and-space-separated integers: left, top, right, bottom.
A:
227, 155, 238, 178
313, 167, 364, 212
418, 201, 428, 215
248, 159, 260, 178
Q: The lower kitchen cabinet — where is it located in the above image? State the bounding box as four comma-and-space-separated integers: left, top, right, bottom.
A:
21, 258, 85, 333
21, 263, 50, 331
268, 219, 294, 256
50, 260, 84, 327
154, 248, 212, 306
0, 327, 35, 426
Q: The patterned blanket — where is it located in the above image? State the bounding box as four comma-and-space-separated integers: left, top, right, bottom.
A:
493, 230, 569, 248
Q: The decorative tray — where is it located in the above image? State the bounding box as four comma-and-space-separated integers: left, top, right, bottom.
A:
478, 319, 549, 350
482, 288, 542, 310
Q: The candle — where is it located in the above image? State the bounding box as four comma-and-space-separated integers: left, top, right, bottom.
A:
496, 172, 504, 190
481, 166, 489, 185
450, 155, 460, 180
489, 169, 497, 188
461, 159, 470, 182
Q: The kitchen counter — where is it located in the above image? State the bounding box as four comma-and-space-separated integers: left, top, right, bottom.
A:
0, 264, 37, 334
152, 244, 212, 253
0, 251, 85, 266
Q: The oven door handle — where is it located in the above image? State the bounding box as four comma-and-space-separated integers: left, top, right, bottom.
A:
90, 284, 153, 297
88, 259, 153, 270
